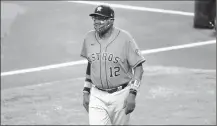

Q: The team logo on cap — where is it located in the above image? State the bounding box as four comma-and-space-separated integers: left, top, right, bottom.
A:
97, 7, 102, 12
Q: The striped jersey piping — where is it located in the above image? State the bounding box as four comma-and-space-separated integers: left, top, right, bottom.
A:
105, 30, 121, 88
95, 32, 104, 89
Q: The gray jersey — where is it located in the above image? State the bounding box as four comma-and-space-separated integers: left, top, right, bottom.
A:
81, 27, 145, 89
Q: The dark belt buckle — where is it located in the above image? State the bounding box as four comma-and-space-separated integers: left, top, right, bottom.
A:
107, 88, 116, 93
107, 86, 122, 93
117, 86, 122, 91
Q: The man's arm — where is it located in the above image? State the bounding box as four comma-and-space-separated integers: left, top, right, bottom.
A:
129, 63, 144, 96
83, 62, 92, 113
133, 63, 144, 81
125, 63, 144, 115
83, 62, 92, 93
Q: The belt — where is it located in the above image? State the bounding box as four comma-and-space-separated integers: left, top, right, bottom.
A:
95, 82, 129, 94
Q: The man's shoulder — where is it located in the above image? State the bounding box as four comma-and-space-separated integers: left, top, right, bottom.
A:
115, 27, 132, 40
84, 30, 95, 39
116, 27, 132, 37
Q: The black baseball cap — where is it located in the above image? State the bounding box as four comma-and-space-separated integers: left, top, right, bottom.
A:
89, 5, 114, 19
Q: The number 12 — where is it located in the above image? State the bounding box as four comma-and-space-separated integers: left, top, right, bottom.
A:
109, 66, 120, 77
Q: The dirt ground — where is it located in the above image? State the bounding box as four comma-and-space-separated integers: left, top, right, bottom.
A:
1, 66, 216, 125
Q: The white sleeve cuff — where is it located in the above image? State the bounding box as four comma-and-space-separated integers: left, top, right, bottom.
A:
84, 81, 92, 88
130, 79, 140, 91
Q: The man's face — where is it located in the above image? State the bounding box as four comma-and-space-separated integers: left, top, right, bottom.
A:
92, 15, 113, 34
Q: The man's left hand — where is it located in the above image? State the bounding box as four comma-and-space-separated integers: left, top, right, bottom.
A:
125, 93, 136, 115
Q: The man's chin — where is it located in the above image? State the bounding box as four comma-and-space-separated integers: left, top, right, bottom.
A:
95, 28, 103, 33
95, 30, 107, 36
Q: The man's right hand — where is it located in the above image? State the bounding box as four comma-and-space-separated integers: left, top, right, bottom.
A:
83, 93, 90, 113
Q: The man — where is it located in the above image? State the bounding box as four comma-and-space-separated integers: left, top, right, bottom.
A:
80, 5, 146, 125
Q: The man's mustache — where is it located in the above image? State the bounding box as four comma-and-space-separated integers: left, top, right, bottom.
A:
94, 24, 104, 28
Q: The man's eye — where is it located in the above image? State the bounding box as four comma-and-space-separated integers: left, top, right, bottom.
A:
99, 18, 105, 20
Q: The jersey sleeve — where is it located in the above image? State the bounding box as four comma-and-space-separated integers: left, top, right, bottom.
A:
127, 36, 146, 68
80, 39, 88, 59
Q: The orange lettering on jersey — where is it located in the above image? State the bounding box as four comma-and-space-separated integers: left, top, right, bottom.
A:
102, 53, 107, 61
88, 52, 120, 64
96, 53, 100, 60
108, 54, 113, 61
